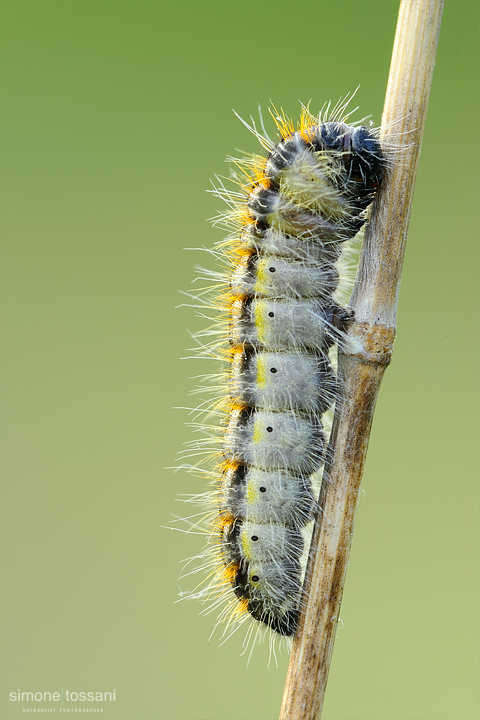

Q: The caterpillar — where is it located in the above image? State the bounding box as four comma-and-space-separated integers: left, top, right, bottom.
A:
177, 96, 385, 651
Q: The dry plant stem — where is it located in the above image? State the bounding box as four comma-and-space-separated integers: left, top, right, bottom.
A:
279, 1, 444, 719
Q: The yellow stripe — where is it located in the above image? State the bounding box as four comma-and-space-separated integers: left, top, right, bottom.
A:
254, 258, 268, 295
252, 416, 262, 445
254, 300, 266, 344
240, 529, 252, 560
246, 478, 257, 505
256, 354, 266, 389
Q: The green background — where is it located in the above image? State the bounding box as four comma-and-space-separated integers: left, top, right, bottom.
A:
1, 1, 478, 719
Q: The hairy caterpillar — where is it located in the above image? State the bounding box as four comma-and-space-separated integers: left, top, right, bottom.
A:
177, 96, 385, 650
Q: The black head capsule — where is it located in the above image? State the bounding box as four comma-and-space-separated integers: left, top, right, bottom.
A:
348, 125, 384, 191
310, 121, 384, 196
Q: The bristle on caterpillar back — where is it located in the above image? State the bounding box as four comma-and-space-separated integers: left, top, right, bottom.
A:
175, 95, 386, 654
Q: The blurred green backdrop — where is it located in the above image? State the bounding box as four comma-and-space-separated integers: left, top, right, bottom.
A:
1, 1, 478, 719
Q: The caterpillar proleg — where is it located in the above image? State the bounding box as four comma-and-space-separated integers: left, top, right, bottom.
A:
177, 96, 386, 649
